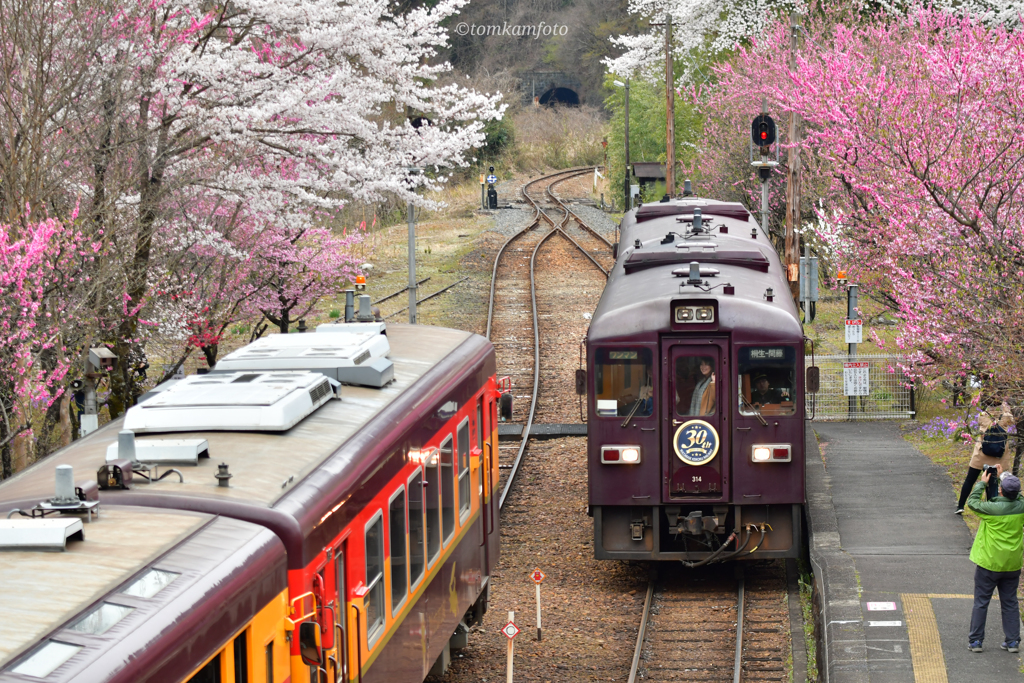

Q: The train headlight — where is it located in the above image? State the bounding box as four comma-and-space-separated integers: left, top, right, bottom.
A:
602, 445, 640, 464
752, 444, 791, 462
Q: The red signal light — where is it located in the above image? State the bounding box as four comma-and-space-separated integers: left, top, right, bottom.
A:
760, 131, 767, 140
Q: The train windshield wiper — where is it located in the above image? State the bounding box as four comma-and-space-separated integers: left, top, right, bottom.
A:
740, 395, 768, 426
620, 385, 653, 428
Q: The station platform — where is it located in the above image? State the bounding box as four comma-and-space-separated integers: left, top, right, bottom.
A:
806, 422, 1023, 683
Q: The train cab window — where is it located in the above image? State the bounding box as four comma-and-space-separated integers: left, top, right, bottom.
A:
440, 436, 455, 542
389, 488, 408, 612
737, 346, 796, 416
675, 356, 717, 416
408, 471, 425, 586
476, 399, 484, 452
424, 450, 441, 564
364, 513, 385, 644
188, 654, 221, 683
594, 348, 654, 418
457, 419, 471, 519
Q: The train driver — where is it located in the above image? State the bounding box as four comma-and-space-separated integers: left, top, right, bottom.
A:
750, 374, 782, 406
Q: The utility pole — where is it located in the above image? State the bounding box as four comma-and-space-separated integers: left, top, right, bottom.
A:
614, 80, 630, 211
664, 13, 675, 198
784, 12, 802, 300
406, 167, 422, 324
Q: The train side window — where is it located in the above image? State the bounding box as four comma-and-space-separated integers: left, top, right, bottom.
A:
476, 398, 484, 452
457, 418, 471, 520
233, 631, 248, 683
424, 449, 441, 564
389, 487, 408, 612
264, 643, 273, 683
188, 653, 221, 683
334, 541, 348, 682
737, 347, 796, 416
408, 470, 425, 587
594, 348, 654, 418
674, 355, 717, 416
364, 512, 385, 645
440, 435, 455, 542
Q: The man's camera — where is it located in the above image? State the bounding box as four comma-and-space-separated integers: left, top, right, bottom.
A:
985, 465, 1001, 499
985, 464, 999, 477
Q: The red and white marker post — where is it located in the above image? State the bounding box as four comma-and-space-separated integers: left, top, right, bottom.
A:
502, 611, 519, 683
530, 568, 546, 641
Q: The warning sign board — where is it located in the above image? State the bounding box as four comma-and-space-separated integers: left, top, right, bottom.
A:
845, 319, 863, 344
501, 621, 520, 640
530, 568, 546, 584
843, 362, 869, 397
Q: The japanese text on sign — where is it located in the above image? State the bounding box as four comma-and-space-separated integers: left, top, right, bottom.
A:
748, 348, 785, 360
845, 319, 863, 344
843, 362, 869, 396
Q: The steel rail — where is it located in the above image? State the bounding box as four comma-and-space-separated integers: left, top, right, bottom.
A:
383, 277, 469, 319
627, 575, 656, 683
547, 172, 614, 248
373, 277, 431, 306
734, 569, 746, 683
499, 226, 558, 510
484, 169, 564, 339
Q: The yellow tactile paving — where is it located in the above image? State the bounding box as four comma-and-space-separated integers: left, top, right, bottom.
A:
901, 593, 950, 683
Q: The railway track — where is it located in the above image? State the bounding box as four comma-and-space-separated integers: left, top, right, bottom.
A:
631, 563, 790, 683
485, 166, 611, 507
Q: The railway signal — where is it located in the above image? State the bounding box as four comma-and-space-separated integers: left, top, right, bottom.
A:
503, 611, 518, 683
531, 568, 546, 640
749, 108, 779, 240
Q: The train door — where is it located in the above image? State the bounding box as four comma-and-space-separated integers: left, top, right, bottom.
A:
333, 542, 348, 683
663, 341, 729, 501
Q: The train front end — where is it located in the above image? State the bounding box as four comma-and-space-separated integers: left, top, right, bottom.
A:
586, 198, 806, 563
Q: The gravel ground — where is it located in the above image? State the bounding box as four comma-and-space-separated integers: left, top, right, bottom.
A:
428, 196, 650, 683
567, 203, 619, 241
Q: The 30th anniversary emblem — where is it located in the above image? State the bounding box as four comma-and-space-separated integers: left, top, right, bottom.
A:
673, 420, 719, 466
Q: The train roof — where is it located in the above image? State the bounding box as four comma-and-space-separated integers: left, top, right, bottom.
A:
589, 197, 803, 343
0, 325, 494, 566
0, 508, 285, 681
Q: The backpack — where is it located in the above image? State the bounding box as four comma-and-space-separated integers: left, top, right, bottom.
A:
981, 424, 1008, 457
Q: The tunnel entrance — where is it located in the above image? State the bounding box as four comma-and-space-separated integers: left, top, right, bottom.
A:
538, 87, 580, 106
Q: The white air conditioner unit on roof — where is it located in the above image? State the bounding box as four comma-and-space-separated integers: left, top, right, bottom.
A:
123, 372, 335, 433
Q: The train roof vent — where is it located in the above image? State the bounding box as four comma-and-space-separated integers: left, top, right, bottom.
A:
214, 330, 393, 388
0, 518, 84, 551
106, 437, 209, 465
122, 372, 336, 433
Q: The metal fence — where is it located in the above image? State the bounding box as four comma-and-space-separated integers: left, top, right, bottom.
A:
805, 354, 915, 421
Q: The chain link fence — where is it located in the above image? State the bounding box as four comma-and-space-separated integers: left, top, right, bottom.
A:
805, 354, 915, 421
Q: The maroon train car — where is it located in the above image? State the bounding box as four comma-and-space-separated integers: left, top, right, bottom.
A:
586, 196, 806, 562
0, 323, 502, 683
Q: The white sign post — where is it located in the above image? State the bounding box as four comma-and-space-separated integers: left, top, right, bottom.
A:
530, 568, 546, 640
502, 611, 519, 683
843, 362, 869, 397
844, 319, 863, 344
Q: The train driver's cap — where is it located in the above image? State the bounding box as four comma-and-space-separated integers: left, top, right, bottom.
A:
1001, 474, 1021, 495
753, 374, 768, 383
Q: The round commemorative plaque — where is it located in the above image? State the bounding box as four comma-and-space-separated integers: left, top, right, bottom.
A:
673, 419, 720, 466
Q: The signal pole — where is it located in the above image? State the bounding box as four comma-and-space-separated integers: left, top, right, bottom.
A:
784, 12, 802, 300
664, 13, 675, 197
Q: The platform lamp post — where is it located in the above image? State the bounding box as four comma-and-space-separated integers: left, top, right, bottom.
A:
613, 79, 630, 211
406, 167, 423, 324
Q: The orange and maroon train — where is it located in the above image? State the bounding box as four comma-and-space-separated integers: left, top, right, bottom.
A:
0, 322, 502, 683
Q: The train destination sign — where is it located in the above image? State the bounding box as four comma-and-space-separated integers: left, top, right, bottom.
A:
673, 420, 720, 466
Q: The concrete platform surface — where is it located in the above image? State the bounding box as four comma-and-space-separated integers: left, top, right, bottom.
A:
806, 422, 1023, 683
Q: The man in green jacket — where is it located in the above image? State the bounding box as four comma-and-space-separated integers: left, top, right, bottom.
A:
967, 466, 1024, 653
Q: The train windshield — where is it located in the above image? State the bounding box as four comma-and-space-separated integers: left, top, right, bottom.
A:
594, 348, 653, 418
737, 346, 796, 416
